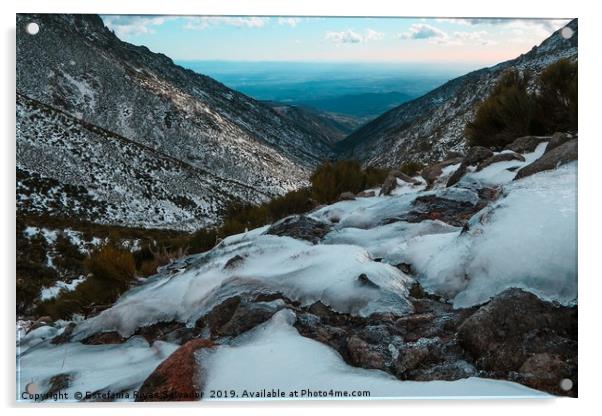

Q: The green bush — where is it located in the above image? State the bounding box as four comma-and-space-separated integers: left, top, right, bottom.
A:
466, 70, 537, 149
536, 58, 578, 133
310, 160, 388, 204
466, 59, 578, 149
37, 244, 137, 319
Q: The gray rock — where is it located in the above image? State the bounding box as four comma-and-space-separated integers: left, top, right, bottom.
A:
446, 164, 468, 187
265, 215, 331, 244
356, 190, 376, 198
464, 146, 494, 166
544, 132, 574, 154
457, 288, 577, 396
421, 158, 463, 185
514, 139, 577, 180
505, 135, 550, 153
476, 152, 525, 171
338, 191, 356, 201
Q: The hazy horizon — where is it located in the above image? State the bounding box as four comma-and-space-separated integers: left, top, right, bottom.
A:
102, 16, 570, 64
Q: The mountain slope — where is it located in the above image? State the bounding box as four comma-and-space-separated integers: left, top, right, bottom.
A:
265, 101, 364, 144
17, 94, 270, 230
337, 19, 578, 167
16, 14, 335, 230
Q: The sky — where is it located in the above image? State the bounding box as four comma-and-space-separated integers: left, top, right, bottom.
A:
101, 16, 571, 66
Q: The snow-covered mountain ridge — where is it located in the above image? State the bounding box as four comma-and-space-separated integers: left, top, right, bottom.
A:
337, 19, 578, 167
16, 14, 337, 230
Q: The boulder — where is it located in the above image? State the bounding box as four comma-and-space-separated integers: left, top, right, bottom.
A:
398, 195, 482, 227
136, 339, 214, 401
505, 135, 550, 153
29, 316, 53, 332
346, 335, 387, 370
338, 191, 356, 201
476, 152, 525, 171
379, 170, 420, 196
514, 139, 577, 180
446, 146, 494, 187
519, 352, 576, 396
457, 288, 577, 396
379, 175, 398, 196
265, 215, 331, 244
464, 146, 494, 166
356, 190, 376, 198
197, 293, 290, 338
544, 132, 574, 154
421, 158, 463, 185
214, 299, 286, 338
50, 322, 76, 345
446, 164, 467, 187
81, 331, 126, 345
391, 170, 422, 185
223, 254, 244, 270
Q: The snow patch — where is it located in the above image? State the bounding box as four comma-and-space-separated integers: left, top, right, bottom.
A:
201, 310, 548, 399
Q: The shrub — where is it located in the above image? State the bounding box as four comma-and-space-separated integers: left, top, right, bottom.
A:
53, 233, 86, 275
311, 160, 388, 203
400, 161, 424, 177
466, 60, 578, 149
84, 245, 136, 287
536, 58, 578, 132
188, 228, 218, 254
466, 70, 537, 149
36, 244, 137, 319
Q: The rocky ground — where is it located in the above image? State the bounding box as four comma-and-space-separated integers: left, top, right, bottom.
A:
17, 133, 578, 401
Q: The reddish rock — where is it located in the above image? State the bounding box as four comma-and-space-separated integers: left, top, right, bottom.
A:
346, 335, 387, 370
136, 339, 214, 402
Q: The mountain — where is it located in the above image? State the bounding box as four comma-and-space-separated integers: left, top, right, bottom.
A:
16, 14, 335, 230
264, 101, 364, 144
337, 19, 578, 167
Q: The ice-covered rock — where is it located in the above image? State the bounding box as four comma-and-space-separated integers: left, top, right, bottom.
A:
401, 162, 577, 307
72, 234, 414, 339
17, 337, 179, 402
199, 310, 547, 399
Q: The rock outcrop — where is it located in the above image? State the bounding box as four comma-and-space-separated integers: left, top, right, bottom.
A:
136, 339, 214, 402
265, 215, 331, 244
514, 139, 577, 180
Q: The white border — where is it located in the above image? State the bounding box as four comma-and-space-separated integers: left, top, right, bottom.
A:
2, 1, 600, 415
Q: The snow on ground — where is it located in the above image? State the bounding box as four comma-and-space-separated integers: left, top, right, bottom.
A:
15, 143, 576, 400
73, 234, 414, 339
323, 220, 457, 266
399, 162, 577, 307
17, 337, 178, 402
39, 276, 86, 301
461, 142, 548, 186
201, 310, 548, 400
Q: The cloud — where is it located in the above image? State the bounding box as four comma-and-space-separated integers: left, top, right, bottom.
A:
325, 29, 363, 44
453, 30, 497, 45
436, 18, 570, 35
400, 24, 448, 42
365, 28, 385, 41
278, 17, 302, 27
184, 16, 269, 30
325, 29, 384, 44
102, 16, 173, 37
